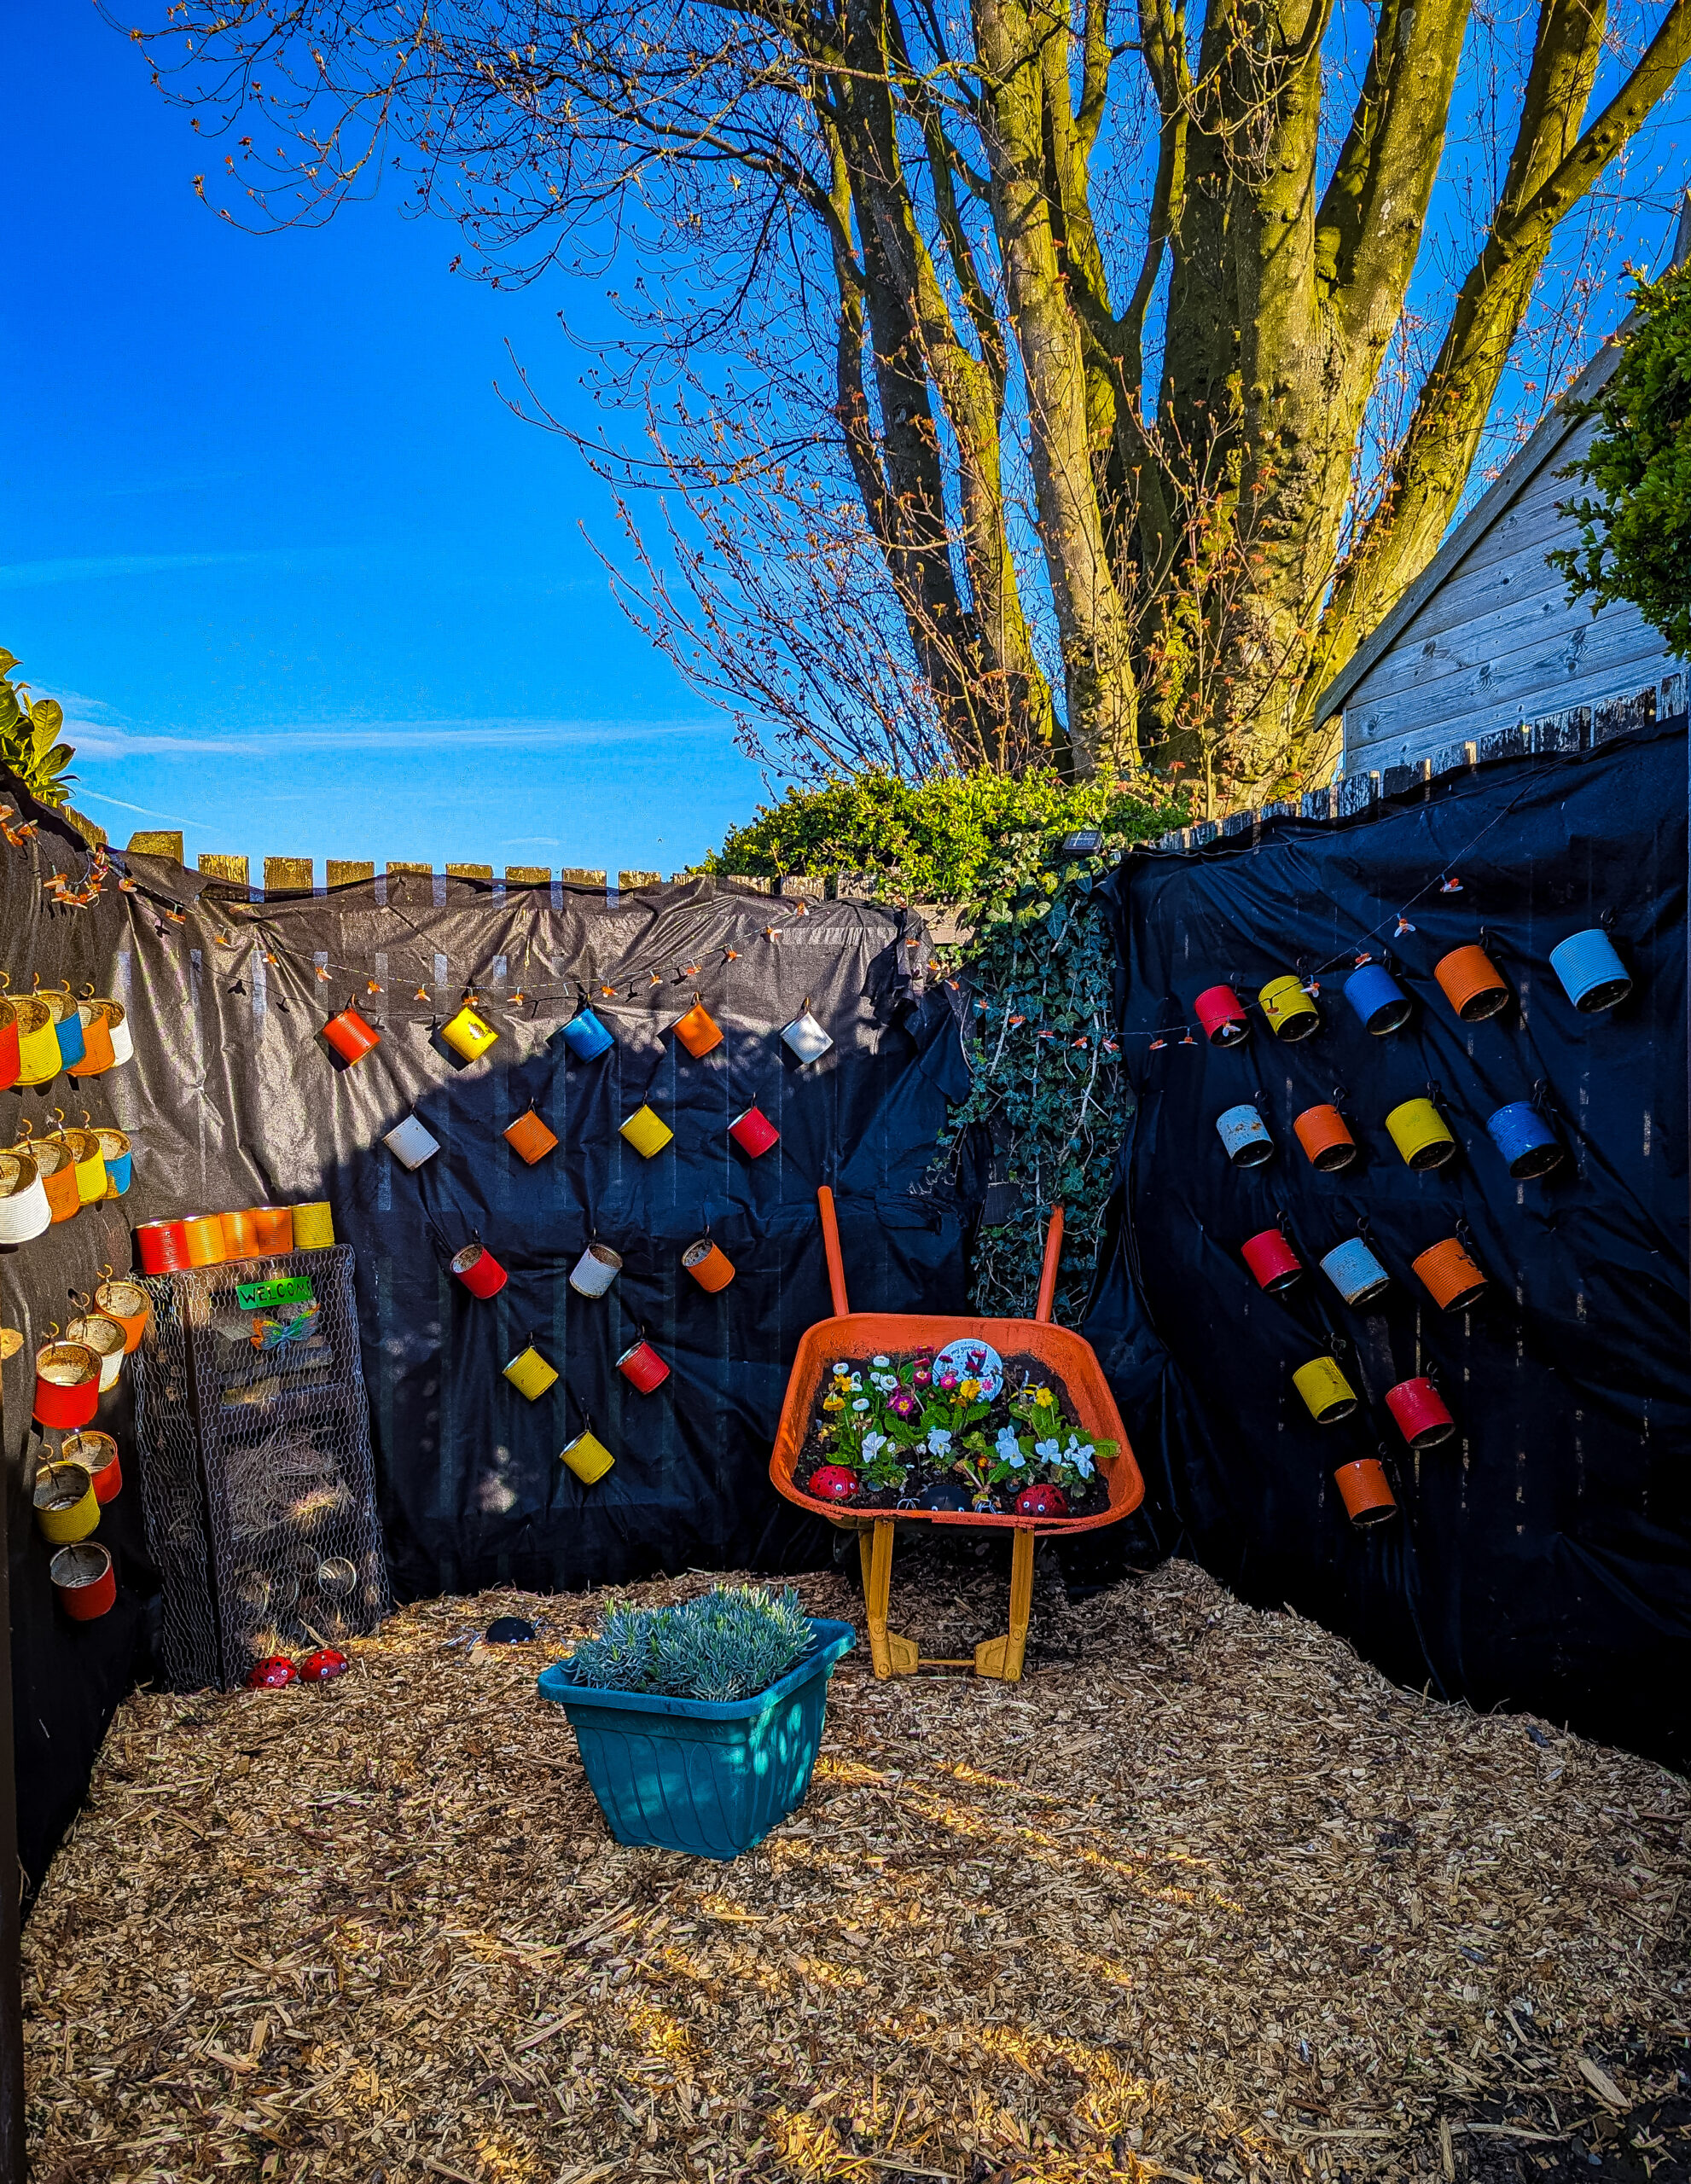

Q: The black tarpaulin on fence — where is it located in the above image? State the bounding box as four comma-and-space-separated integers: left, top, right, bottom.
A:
0, 779, 980, 1886
1083, 718, 1691, 1764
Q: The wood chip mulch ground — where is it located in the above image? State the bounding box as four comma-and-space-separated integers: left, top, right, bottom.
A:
22, 1548, 1691, 2183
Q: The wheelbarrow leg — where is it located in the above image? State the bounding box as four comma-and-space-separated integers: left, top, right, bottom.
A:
974, 1529, 1036, 1682
857, 1519, 917, 1678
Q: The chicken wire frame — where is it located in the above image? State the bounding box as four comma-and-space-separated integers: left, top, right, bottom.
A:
131, 1245, 391, 1691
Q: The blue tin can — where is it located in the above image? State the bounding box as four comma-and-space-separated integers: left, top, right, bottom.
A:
101, 1151, 131, 1197
1549, 928, 1631, 1013
1216, 1103, 1274, 1167
561, 1008, 616, 1061
1486, 1100, 1563, 1179
1319, 1235, 1392, 1306
47, 997, 86, 1071
1343, 961, 1414, 1036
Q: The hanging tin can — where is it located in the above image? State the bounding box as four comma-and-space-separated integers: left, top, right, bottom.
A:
383, 1115, 440, 1170
66, 1312, 126, 1394
94, 1275, 150, 1350
1549, 928, 1631, 1013
1258, 974, 1320, 1042
63, 1430, 122, 1504
1194, 985, 1249, 1047
0, 1150, 50, 1246
561, 1429, 616, 1485
1319, 1236, 1392, 1307
49, 1541, 115, 1622
441, 1002, 498, 1062
683, 1238, 736, 1292
135, 1218, 191, 1275
103, 1001, 134, 1067
65, 1128, 108, 1205
1344, 962, 1414, 1036
1293, 1102, 1357, 1171
220, 1208, 261, 1258
44, 990, 86, 1072
35, 1138, 80, 1225
1385, 1097, 1457, 1170
1241, 1228, 1302, 1293
673, 1000, 724, 1060
561, 1008, 614, 1061
1334, 1458, 1397, 1526
33, 1345, 101, 1432
1434, 945, 1510, 1022
96, 1127, 131, 1196
292, 1201, 335, 1249
568, 1242, 622, 1298
1410, 1235, 1488, 1313
181, 1214, 226, 1267
617, 1338, 671, 1394
14, 997, 61, 1085
251, 1205, 293, 1254
451, 1241, 508, 1298
503, 1344, 560, 1400
1485, 1101, 1563, 1179
619, 1104, 674, 1158
1386, 1375, 1456, 1449
782, 1004, 834, 1066
728, 1105, 780, 1158
1215, 1103, 1274, 1168
34, 1461, 99, 1545
66, 999, 118, 1078
0, 997, 17, 1090
1293, 1356, 1359, 1424
505, 1110, 560, 1165
323, 1002, 381, 1065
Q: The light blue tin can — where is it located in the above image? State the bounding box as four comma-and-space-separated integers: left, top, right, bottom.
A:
1319, 1235, 1392, 1306
1549, 928, 1631, 1013
561, 1008, 616, 1061
1343, 961, 1414, 1036
1216, 1103, 1274, 1167
95, 1129, 131, 1196
1486, 1101, 1563, 1178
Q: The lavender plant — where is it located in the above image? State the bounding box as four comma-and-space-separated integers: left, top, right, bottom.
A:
562, 1586, 813, 1703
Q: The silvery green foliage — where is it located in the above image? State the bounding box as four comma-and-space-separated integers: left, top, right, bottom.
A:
564, 1585, 812, 1702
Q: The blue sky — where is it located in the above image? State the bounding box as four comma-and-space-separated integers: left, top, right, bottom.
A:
4, 8, 768, 877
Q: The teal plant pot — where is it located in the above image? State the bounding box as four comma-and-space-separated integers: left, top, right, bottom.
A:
538, 1617, 854, 1860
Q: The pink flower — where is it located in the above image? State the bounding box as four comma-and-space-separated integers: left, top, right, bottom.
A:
889, 1391, 919, 1420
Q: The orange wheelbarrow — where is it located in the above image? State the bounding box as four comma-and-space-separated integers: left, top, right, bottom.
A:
770, 1188, 1144, 1681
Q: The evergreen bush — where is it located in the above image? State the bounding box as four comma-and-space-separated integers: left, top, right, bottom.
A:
561, 1586, 814, 1703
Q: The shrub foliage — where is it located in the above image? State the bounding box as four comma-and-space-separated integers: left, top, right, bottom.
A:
562, 1585, 814, 1703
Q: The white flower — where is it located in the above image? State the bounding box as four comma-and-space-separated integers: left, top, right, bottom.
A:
995, 1426, 1022, 1464
852, 1398, 870, 1412
833, 1361, 848, 1374
1033, 1438, 1061, 1463
862, 1432, 887, 1462
872, 1354, 891, 1367
847, 1374, 863, 1391
871, 1371, 898, 1391
1072, 1445, 1096, 1480
925, 1426, 953, 1455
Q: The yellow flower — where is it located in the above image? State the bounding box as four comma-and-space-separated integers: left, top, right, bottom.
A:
822, 1395, 845, 1413
959, 1379, 980, 1401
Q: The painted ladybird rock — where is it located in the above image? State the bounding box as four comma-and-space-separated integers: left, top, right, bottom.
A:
1014, 1483, 1069, 1518
299, 1648, 350, 1682
246, 1654, 298, 1689
807, 1465, 861, 1502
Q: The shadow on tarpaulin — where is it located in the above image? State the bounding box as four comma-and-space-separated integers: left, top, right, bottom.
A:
1080, 714, 1691, 1765
0, 767, 985, 1892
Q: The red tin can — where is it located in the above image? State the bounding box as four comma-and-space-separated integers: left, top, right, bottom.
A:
617, 1338, 671, 1394
50, 1542, 116, 1622
0, 1001, 18, 1091
323, 1004, 381, 1064
451, 1242, 508, 1298
1241, 1228, 1303, 1293
1194, 985, 1250, 1047
728, 1105, 780, 1158
135, 1220, 192, 1275
1334, 1458, 1398, 1526
63, 1430, 122, 1504
33, 1342, 101, 1430
1386, 1375, 1456, 1449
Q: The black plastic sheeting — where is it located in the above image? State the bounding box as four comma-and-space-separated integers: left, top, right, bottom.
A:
0, 777, 980, 1890
1083, 718, 1691, 1764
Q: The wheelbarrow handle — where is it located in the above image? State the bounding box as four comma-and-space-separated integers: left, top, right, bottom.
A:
816, 1185, 851, 1317
1034, 1206, 1065, 1325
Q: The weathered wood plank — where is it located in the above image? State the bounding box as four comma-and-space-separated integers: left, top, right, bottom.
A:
198, 854, 250, 887
126, 830, 184, 863
326, 860, 376, 889
617, 869, 661, 892
560, 868, 607, 889
263, 857, 314, 897
445, 863, 494, 885
503, 866, 550, 886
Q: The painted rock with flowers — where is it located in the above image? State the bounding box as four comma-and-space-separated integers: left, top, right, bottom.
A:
795, 1350, 1117, 1515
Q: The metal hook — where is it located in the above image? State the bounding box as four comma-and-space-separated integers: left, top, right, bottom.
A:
48, 1106, 66, 1130
99, 1263, 114, 1282
1332, 1083, 1348, 1108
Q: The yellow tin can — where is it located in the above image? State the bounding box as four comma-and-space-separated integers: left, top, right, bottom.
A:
13, 998, 61, 1085
561, 1429, 615, 1484
442, 1003, 498, 1062
1258, 974, 1320, 1042
1293, 1356, 1359, 1424
1385, 1096, 1457, 1170
504, 1345, 560, 1401
292, 1200, 336, 1249
65, 1129, 108, 1205
34, 1461, 99, 1545
619, 1104, 674, 1159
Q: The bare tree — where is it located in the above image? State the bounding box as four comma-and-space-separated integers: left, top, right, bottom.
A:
128, 0, 1691, 802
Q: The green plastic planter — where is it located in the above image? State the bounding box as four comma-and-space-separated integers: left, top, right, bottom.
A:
537, 1617, 855, 1859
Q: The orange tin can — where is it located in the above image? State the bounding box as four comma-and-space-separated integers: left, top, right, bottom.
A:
1293, 1102, 1357, 1172
1434, 944, 1510, 1023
